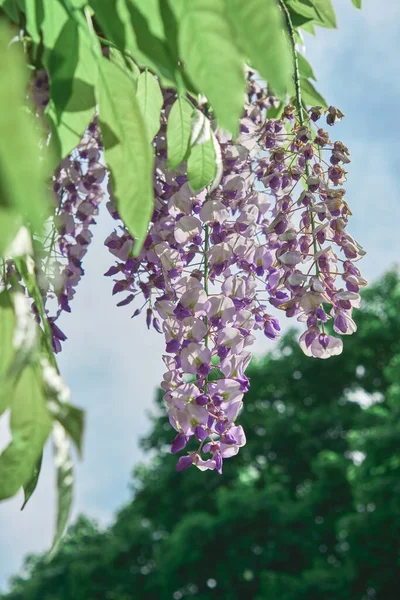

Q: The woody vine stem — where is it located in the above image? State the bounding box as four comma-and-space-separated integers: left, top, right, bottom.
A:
279, 0, 320, 275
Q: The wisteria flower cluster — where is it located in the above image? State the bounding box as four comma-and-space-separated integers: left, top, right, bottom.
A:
38, 120, 106, 352
2, 73, 106, 356
104, 76, 366, 473
22, 69, 366, 473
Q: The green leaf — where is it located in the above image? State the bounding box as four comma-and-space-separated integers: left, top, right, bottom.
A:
158, 0, 179, 67
301, 20, 315, 35
24, 0, 45, 45
90, 0, 176, 86
21, 453, 43, 510
0, 291, 16, 416
301, 78, 328, 108
136, 70, 163, 142
97, 57, 154, 253
51, 423, 74, 552
286, 0, 316, 20
109, 47, 140, 82
47, 19, 80, 119
53, 402, 85, 458
297, 53, 316, 81
226, 0, 292, 97
0, 22, 52, 232
286, 0, 336, 29
158, 1, 195, 96
0, 0, 19, 22
190, 109, 211, 147
125, 0, 178, 86
130, 0, 167, 40
0, 365, 52, 500
89, 0, 128, 50
167, 97, 193, 170
38, 355, 85, 456
0, 208, 21, 258
288, 9, 313, 28
352, 0, 361, 7
267, 102, 285, 119
178, 0, 245, 135
42, 1, 97, 160
163, 0, 184, 21
187, 135, 217, 193
309, 0, 337, 28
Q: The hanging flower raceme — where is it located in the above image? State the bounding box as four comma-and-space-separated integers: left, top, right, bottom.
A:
254, 101, 366, 359
105, 76, 366, 473
37, 119, 106, 352
1, 72, 106, 354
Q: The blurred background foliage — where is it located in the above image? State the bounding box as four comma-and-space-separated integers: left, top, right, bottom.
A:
2, 270, 399, 600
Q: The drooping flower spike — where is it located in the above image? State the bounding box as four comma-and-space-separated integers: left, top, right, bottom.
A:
36, 119, 105, 353
105, 75, 366, 473
9, 73, 107, 354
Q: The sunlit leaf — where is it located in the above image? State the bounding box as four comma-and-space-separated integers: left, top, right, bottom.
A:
0, 365, 52, 500
51, 423, 74, 552
42, 1, 97, 160
285, 0, 317, 21
226, 0, 292, 97
190, 109, 211, 147
287, 10, 313, 28
287, 0, 337, 28
97, 57, 154, 253
109, 46, 140, 82
21, 453, 43, 510
0, 21, 52, 232
301, 21, 316, 35
352, 0, 361, 7
39, 354, 85, 456
53, 402, 85, 458
167, 97, 194, 170
301, 78, 327, 108
267, 102, 285, 119
178, 0, 245, 135
47, 18, 80, 119
187, 136, 217, 193
125, 0, 177, 85
90, 0, 176, 86
309, 0, 337, 28
89, 0, 128, 50
0, 208, 21, 258
136, 70, 163, 142
297, 52, 316, 81
0, 291, 16, 416
286, 0, 335, 30
24, 0, 44, 45
158, 0, 179, 68
0, 0, 19, 22
130, 0, 166, 40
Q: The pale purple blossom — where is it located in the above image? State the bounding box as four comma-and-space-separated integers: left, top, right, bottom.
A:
103, 78, 366, 472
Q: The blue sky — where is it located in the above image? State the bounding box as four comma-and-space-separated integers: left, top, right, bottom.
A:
1, 0, 399, 590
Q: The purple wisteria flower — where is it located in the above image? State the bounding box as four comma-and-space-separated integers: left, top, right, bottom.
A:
104, 75, 366, 472
38, 119, 105, 352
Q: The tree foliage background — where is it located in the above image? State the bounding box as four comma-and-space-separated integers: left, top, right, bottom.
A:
1, 271, 399, 600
